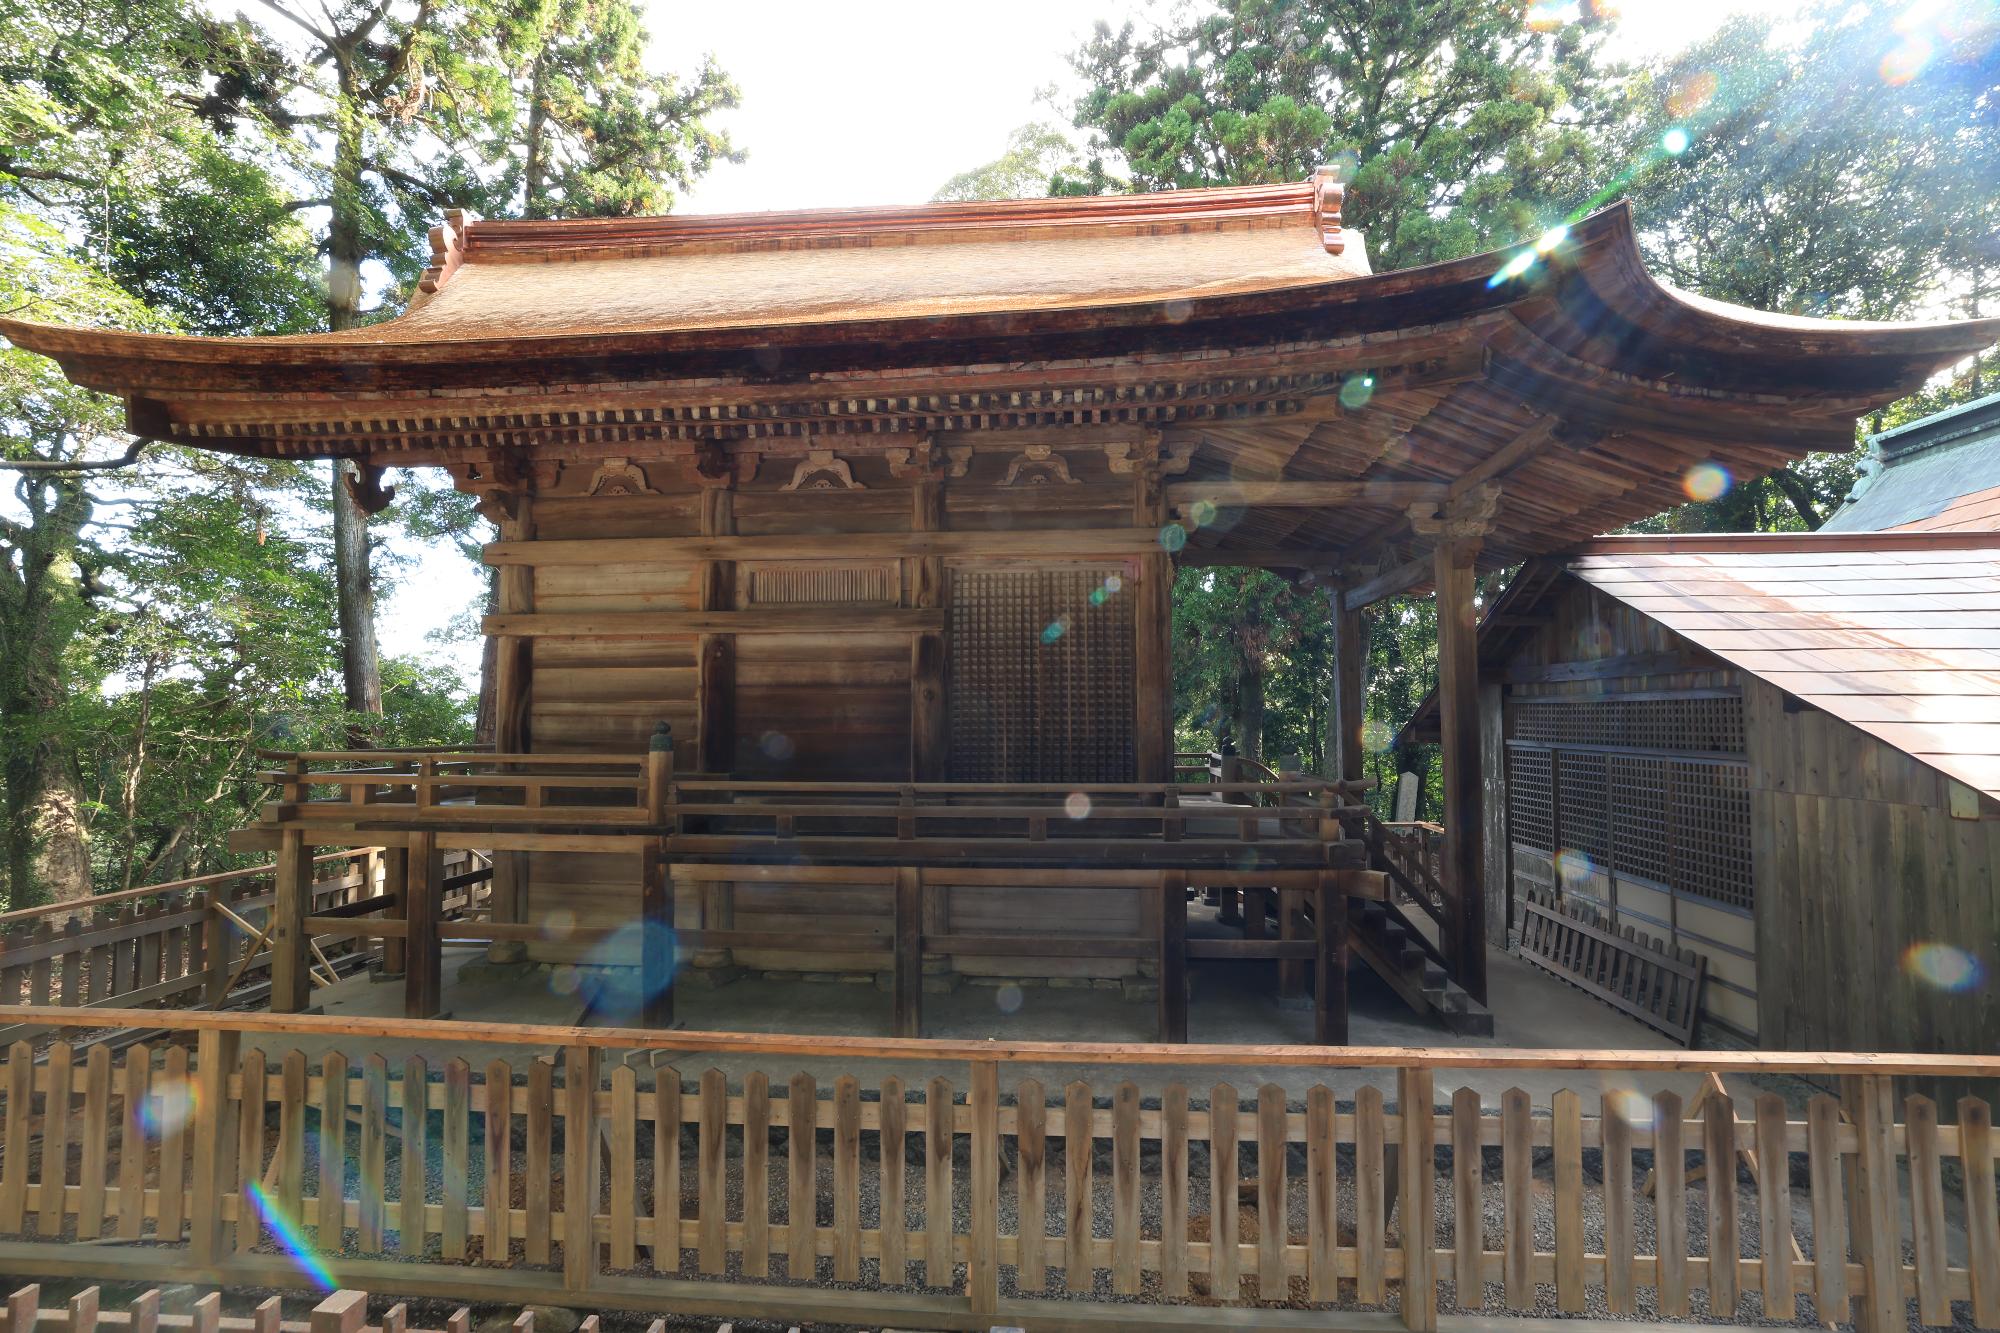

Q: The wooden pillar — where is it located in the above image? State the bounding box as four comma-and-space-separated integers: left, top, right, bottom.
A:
1159, 871, 1188, 1042
1133, 461, 1172, 784
404, 832, 442, 1019
1327, 589, 1367, 785
187, 1026, 241, 1264
490, 495, 535, 949
1433, 536, 1488, 1004
695, 486, 736, 776
641, 838, 673, 1029
379, 844, 408, 977
908, 474, 947, 781
893, 866, 923, 1038
270, 829, 312, 1013
1278, 888, 1306, 1000
1315, 871, 1348, 1045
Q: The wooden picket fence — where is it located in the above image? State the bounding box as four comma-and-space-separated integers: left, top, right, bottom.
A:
0, 850, 488, 1028
0, 1285, 795, 1333
0, 1007, 1995, 1332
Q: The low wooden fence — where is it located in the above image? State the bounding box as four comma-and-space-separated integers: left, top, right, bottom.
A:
0, 1008, 1993, 1332
0, 850, 488, 1029
0, 1285, 666, 1333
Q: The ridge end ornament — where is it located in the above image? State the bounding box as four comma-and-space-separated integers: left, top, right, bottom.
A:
1311, 166, 1345, 256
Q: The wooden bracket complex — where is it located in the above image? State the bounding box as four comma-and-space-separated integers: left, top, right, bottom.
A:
782, 449, 864, 490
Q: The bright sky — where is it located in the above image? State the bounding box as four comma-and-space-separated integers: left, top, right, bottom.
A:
381, 0, 1791, 670
666, 0, 1773, 216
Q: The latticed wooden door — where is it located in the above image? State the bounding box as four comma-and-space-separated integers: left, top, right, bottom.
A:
946, 566, 1135, 783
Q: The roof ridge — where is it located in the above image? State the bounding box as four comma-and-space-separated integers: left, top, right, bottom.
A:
1573, 531, 2000, 555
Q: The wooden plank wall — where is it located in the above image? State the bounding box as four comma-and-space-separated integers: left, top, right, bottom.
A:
1494, 579, 1759, 1039
1745, 674, 2000, 1108
491, 446, 1171, 976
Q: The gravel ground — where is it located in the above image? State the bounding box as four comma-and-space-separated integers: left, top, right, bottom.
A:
133, 1074, 1979, 1333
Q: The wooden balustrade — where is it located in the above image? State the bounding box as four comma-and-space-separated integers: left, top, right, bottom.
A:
0, 850, 488, 1033
0, 1284, 672, 1333
0, 1006, 1995, 1331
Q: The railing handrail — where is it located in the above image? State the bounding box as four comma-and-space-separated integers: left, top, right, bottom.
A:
259, 749, 632, 767
1, 1003, 1991, 1077
0, 847, 382, 929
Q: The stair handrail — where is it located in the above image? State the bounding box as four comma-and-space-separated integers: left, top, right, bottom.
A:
1356, 806, 1448, 927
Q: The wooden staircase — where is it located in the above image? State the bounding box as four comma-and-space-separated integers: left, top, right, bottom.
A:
1352, 811, 1494, 1036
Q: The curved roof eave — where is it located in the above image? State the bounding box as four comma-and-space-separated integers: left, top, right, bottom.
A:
2, 204, 1993, 403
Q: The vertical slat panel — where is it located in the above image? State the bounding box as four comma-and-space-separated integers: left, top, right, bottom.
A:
1401, 1067, 1436, 1332
560, 1045, 599, 1292
609, 1064, 637, 1270
1806, 1093, 1849, 1323
279, 1051, 306, 1231
1307, 1084, 1336, 1303
1655, 1090, 1689, 1317
0, 1041, 32, 1233
399, 1055, 427, 1255
360, 1053, 387, 1253
77, 1044, 112, 1241
443, 1058, 469, 1261
834, 1075, 861, 1283
789, 1073, 819, 1281
524, 1058, 553, 1265
1065, 1080, 1094, 1294
1356, 1084, 1385, 1305
1755, 1092, 1795, 1317
157, 1044, 189, 1243
1908, 1095, 1950, 1327
742, 1071, 770, 1278
1603, 1090, 1635, 1315
319, 1052, 348, 1246
1163, 1082, 1190, 1301
482, 1059, 511, 1264
1958, 1096, 1999, 1329
1256, 1083, 1286, 1302
697, 1068, 725, 1274
1453, 1087, 1484, 1311
1553, 1088, 1583, 1313
1114, 1081, 1143, 1295
1211, 1081, 1240, 1302
37, 1042, 72, 1239
925, 1075, 953, 1287
652, 1066, 680, 1271
969, 1061, 999, 1315
116, 1044, 150, 1239
1501, 1086, 1532, 1311
879, 1075, 906, 1285
1704, 1091, 1739, 1317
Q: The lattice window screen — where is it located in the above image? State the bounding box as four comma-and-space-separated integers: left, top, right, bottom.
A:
1505, 693, 1753, 911
947, 568, 1135, 783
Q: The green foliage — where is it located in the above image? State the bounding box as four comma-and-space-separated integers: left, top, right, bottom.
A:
1067, 0, 1629, 266
934, 123, 1085, 202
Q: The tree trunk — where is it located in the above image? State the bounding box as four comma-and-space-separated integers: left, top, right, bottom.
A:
1233, 653, 1266, 761
522, 45, 550, 217
6, 742, 91, 906
474, 567, 500, 746
328, 72, 383, 746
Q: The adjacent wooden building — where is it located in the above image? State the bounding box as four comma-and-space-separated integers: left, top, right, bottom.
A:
6, 177, 1993, 1038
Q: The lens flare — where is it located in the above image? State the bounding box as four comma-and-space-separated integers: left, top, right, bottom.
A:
1555, 848, 1594, 888
1535, 224, 1570, 254
996, 983, 1024, 1015
1526, 0, 1581, 30
540, 908, 577, 942
1041, 616, 1069, 645
1880, 36, 1934, 83
247, 1181, 339, 1290
1361, 719, 1394, 753
141, 1076, 198, 1139
759, 730, 796, 762
1159, 524, 1189, 553
1486, 248, 1539, 289
1662, 127, 1691, 155
1339, 374, 1376, 410
1682, 462, 1731, 502
1666, 70, 1718, 119
1064, 792, 1092, 820
1903, 942, 1984, 993
574, 921, 681, 1018
1189, 499, 1218, 528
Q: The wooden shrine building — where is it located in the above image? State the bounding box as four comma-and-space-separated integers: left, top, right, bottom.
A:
5, 176, 1995, 1041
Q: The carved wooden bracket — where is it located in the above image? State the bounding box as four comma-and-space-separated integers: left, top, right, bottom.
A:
1002, 445, 1079, 487
586, 458, 658, 497
1312, 166, 1345, 256
782, 449, 864, 491
1407, 484, 1501, 541
690, 442, 758, 488
1105, 430, 1164, 475
886, 435, 945, 480
942, 445, 973, 478
341, 462, 397, 516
